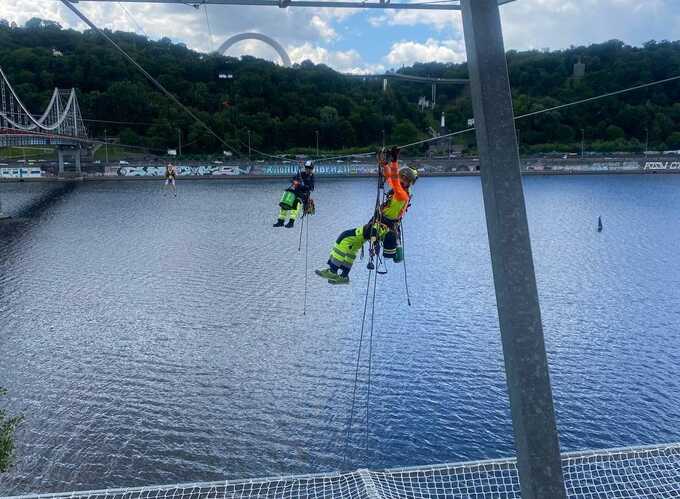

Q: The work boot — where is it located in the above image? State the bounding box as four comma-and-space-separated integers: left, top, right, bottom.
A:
285, 219, 295, 228
315, 268, 337, 280
273, 219, 284, 227
329, 275, 350, 285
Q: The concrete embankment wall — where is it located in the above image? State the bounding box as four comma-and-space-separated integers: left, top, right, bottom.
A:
2, 155, 680, 182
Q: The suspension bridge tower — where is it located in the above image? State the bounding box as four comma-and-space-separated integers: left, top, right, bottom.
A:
0, 66, 88, 177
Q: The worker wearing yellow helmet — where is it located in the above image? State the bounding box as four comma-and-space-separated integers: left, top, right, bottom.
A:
374, 147, 417, 262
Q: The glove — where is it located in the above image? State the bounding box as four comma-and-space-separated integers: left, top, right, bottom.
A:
389, 147, 399, 163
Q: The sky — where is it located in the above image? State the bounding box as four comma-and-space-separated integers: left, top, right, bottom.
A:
1, 0, 679, 73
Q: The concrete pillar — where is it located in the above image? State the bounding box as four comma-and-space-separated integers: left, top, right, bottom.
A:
75, 148, 81, 175
58, 148, 65, 177
460, 1, 566, 498
0, 192, 8, 220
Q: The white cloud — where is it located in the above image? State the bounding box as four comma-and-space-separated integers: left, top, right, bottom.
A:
370, 9, 462, 32
369, 0, 680, 55
0, 0, 350, 55
4, 0, 680, 73
287, 42, 386, 73
499, 0, 676, 51
385, 38, 466, 66
309, 15, 337, 41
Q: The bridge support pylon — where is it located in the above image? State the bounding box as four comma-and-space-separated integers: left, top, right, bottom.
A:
0, 192, 8, 220
58, 146, 82, 178
461, 0, 566, 497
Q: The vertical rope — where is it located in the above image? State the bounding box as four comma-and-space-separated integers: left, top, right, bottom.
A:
303, 214, 309, 316
365, 267, 379, 457
400, 221, 412, 306
297, 213, 305, 252
343, 268, 374, 469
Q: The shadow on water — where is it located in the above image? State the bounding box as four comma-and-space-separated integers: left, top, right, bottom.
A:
0, 181, 78, 232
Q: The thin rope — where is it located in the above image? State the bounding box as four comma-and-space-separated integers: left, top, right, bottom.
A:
297, 213, 305, 252
203, 4, 215, 53
117, 2, 147, 37
343, 267, 373, 469
303, 214, 309, 316
400, 220, 412, 307
60, 0, 242, 158
365, 265, 378, 458
315, 72, 680, 163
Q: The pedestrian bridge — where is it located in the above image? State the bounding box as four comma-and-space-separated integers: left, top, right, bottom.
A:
0, 67, 88, 175
4, 442, 679, 498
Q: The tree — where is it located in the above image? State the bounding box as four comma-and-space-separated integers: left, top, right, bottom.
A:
667, 132, 680, 149
606, 125, 625, 140
391, 120, 420, 146
0, 388, 22, 473
5, 23, 680, 154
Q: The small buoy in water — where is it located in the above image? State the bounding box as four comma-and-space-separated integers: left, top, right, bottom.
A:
597, 216, 603, 232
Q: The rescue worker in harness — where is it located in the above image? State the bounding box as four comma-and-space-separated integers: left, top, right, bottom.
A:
314, 222, 389, 285
373, 146, 417, 262
314, 147, 417, 285
164, 163, 178, 196
273, 160, 315, 228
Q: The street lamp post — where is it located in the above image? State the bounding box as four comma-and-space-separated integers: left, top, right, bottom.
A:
580, 129, 585, 157
104, 128, 109, 164
247, 129, 251, 162
645, 127, 649, 153
177, 129, 182, 157
315, 130, 319, 158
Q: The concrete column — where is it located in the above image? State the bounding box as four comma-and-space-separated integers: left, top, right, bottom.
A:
75, 148, 81, 175
58, 148, 65, 177
0, 192, 8, 220
460, 1, 566, 498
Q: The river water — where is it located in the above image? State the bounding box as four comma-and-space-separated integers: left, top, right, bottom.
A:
1, 176, 679, 495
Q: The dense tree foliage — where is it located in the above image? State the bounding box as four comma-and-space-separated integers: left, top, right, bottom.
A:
2, 19, 680, 155
0, 387, 22, 473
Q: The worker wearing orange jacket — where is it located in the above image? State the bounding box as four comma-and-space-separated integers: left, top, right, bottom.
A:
373, 147, 417, 262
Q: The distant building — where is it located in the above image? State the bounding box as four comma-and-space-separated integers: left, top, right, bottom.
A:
52, 48, 63, 57
418, 96, 431, 111
428, 113, 463, 157
573, 58, 586, 79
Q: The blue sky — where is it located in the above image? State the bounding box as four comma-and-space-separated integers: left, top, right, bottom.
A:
1, 0, 679, 73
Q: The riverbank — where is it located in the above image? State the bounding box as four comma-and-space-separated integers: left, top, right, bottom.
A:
2, 167, 680, 183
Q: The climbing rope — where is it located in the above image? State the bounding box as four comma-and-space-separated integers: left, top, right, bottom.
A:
303, 213, 310, 315
365, 261, 379, 456
60, 0, 243, 158
343, 266, 375, 468
343, 150, 390, 466
400, 220, 412, 307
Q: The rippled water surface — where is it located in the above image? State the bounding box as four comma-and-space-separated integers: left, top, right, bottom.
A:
1, 176, 680, 495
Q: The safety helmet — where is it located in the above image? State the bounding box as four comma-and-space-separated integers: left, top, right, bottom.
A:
304, 160, 314, 170
399, 167, 418, 185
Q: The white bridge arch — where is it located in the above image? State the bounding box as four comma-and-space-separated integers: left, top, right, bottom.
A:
216, 32, 292, 67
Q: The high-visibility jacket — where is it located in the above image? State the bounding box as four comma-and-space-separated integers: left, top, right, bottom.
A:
380, 161, 410, 222
329, 224, 388, 270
